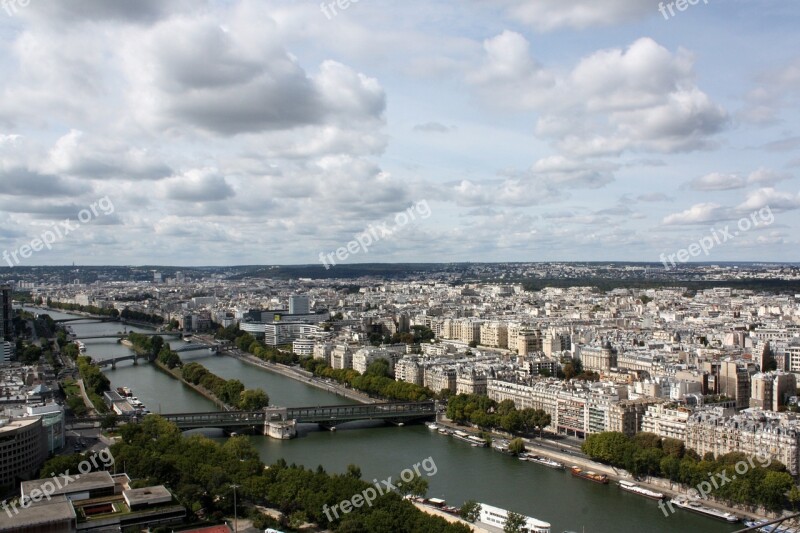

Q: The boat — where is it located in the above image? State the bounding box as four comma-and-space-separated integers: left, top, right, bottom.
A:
427, 422, 439, 430
451, 430, 488, 447
744, 520, 800, 533
438, 428, 450, 435
75, 341, 86, 354
526, 455, 565, 470
669, 497, 739, 523
476, 502, 550, 533
570, 466, 609, 484
618, 480, 665, 500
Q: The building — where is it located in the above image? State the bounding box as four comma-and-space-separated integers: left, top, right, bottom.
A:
331, 344, 353, 370
289, 295, 310, 315
456, 368, 488, 396
10, 472, 186, 532
480, 322, 508, 349
352, 348, 397, 374
579, 343, 616, 372
0, 417, 48, 487
640, 403, 691, 442
424, 366, 456, 393
608, 398, 661, 437
750, 371, 797, 411
517, 329, 544, 356
685, 408, 800, 475
395, 358, 424, 386
292, 338, 316, 357
487, 378, 536, 410
0, 285, 11, 342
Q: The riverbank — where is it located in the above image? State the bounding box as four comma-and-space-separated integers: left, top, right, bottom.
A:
412, 503, 489, 532
152, 360, 234, 412
435, 417, 773, 524
225, 349, 377, 405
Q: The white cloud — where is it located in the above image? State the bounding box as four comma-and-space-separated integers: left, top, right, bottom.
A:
663, 203, 730, 225
496, 0, 658, 31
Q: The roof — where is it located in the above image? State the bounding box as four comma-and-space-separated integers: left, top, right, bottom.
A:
0, 495, 76, 531
21, 470, 114, 499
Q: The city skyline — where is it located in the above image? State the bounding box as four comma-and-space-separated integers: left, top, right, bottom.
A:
1, 1, 799, 267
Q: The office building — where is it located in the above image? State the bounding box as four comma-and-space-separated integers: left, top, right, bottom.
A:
289, 295, 310, 315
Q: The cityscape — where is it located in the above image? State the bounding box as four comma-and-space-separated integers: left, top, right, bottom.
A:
1, 1, 800, 533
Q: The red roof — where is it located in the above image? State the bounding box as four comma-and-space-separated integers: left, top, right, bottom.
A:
181, 526, 231, 533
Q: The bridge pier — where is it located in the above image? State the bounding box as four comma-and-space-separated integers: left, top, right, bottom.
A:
263, 407, 297, 440
110, 359, 116, 370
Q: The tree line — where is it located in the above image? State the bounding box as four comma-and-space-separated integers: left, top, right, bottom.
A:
582, 432, 795, 512
446, 394, 551, 437
105, 416, 470, 532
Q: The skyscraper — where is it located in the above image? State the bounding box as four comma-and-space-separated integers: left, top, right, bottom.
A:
0, 285, 11, 341
289, 295, 309, 315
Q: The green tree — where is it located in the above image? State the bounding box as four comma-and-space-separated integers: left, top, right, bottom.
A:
238, 389, 269, 410
508, 438, 526, 456
503, 511, 527, 533
346, 464, 362, 479
101, 413, 119, 431
459, 500, 481, 523
788, 485, 800, 512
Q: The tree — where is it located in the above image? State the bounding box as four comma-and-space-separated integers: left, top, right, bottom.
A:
398, 473, 429, 498
508, 438, 526, 456
238, 389, 269, 410
459, 500, 481, 523
101, 413, 119, 431
346, 464, 362, 479
365, 359, 391, 378
503, 511, 527, 533
788, 485, 800, 512
468, 340, 478, 348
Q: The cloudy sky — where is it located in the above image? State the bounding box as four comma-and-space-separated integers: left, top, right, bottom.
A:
0, 0, 798, 267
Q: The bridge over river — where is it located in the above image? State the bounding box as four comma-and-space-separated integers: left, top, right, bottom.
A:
71, 401, 437, 439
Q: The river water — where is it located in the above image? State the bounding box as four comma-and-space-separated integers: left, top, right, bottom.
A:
37, 307, 738, 533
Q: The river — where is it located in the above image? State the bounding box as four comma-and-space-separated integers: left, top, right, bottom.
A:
36, 307, 738, 533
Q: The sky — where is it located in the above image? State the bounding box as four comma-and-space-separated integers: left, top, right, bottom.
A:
0, 0, 799, 267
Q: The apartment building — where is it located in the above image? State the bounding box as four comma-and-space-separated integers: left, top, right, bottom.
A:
395, 358, 424, 386
517, 329, 544, 356
424, 366, 456, 393
750, 371, 797, 411
480, 322, 508, 349
686, 408, 800, 475
640, 402, 691, 442
456, 368, 488, 396
579, 343, 616, 372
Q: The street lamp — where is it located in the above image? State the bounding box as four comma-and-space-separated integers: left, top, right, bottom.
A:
230, 483, 240, 533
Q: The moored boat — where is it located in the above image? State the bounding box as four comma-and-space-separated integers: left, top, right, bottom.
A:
570, 466, 609, 484
618, 480, 664, 500
669, 497, 738, 523
526, 455, 565, 470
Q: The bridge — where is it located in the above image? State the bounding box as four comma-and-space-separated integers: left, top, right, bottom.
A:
54, 316, 120, 324
73, 402, 437, 438
73, 332, 183, 341
94, 353, 153, 368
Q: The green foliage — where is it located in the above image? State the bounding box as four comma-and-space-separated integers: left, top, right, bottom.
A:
365, 359, 391, 378
446, 394, 550, 437
459, 500, 481, 523
503, 511, 527, 533
238, 389, 269, 410
583, 431, 793, 511
300, 358, 434, 402
101, 413, 119, 430
180, 361, 264, 408
508, 438, 526, 456
111, 418, 470, 532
